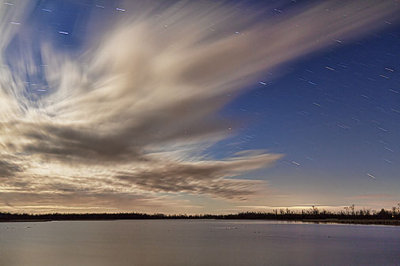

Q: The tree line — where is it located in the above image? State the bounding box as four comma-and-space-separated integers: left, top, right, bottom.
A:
1, 204, 400, 222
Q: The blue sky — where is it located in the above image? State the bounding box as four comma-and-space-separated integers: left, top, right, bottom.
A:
0, 0, 399, 213
214, 24, 400, 208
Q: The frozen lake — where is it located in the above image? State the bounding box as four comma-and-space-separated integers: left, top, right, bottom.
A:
1, 220, 399, 266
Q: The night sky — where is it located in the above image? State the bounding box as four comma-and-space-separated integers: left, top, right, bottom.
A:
219, 25, 400, 210
0, 0, 399, 213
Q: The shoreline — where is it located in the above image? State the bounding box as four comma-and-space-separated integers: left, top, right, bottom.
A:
301, 219, 400, 226
1, 218, 399, 226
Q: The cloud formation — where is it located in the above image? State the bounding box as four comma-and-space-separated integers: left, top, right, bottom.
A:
0, 0, 398, 212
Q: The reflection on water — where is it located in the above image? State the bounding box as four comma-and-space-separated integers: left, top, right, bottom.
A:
1, 220, 399, 266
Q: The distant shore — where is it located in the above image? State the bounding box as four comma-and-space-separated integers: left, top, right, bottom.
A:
1, 219, 400, 226
1, 211, 400, 226
301, 219, 400, 226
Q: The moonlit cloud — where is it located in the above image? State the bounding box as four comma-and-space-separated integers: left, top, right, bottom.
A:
0, 0, 398, 212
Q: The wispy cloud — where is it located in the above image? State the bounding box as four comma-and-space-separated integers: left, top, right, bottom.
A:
0, 0, 398, 212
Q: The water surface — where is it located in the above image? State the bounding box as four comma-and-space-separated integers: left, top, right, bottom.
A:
1, 220, 399, 265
